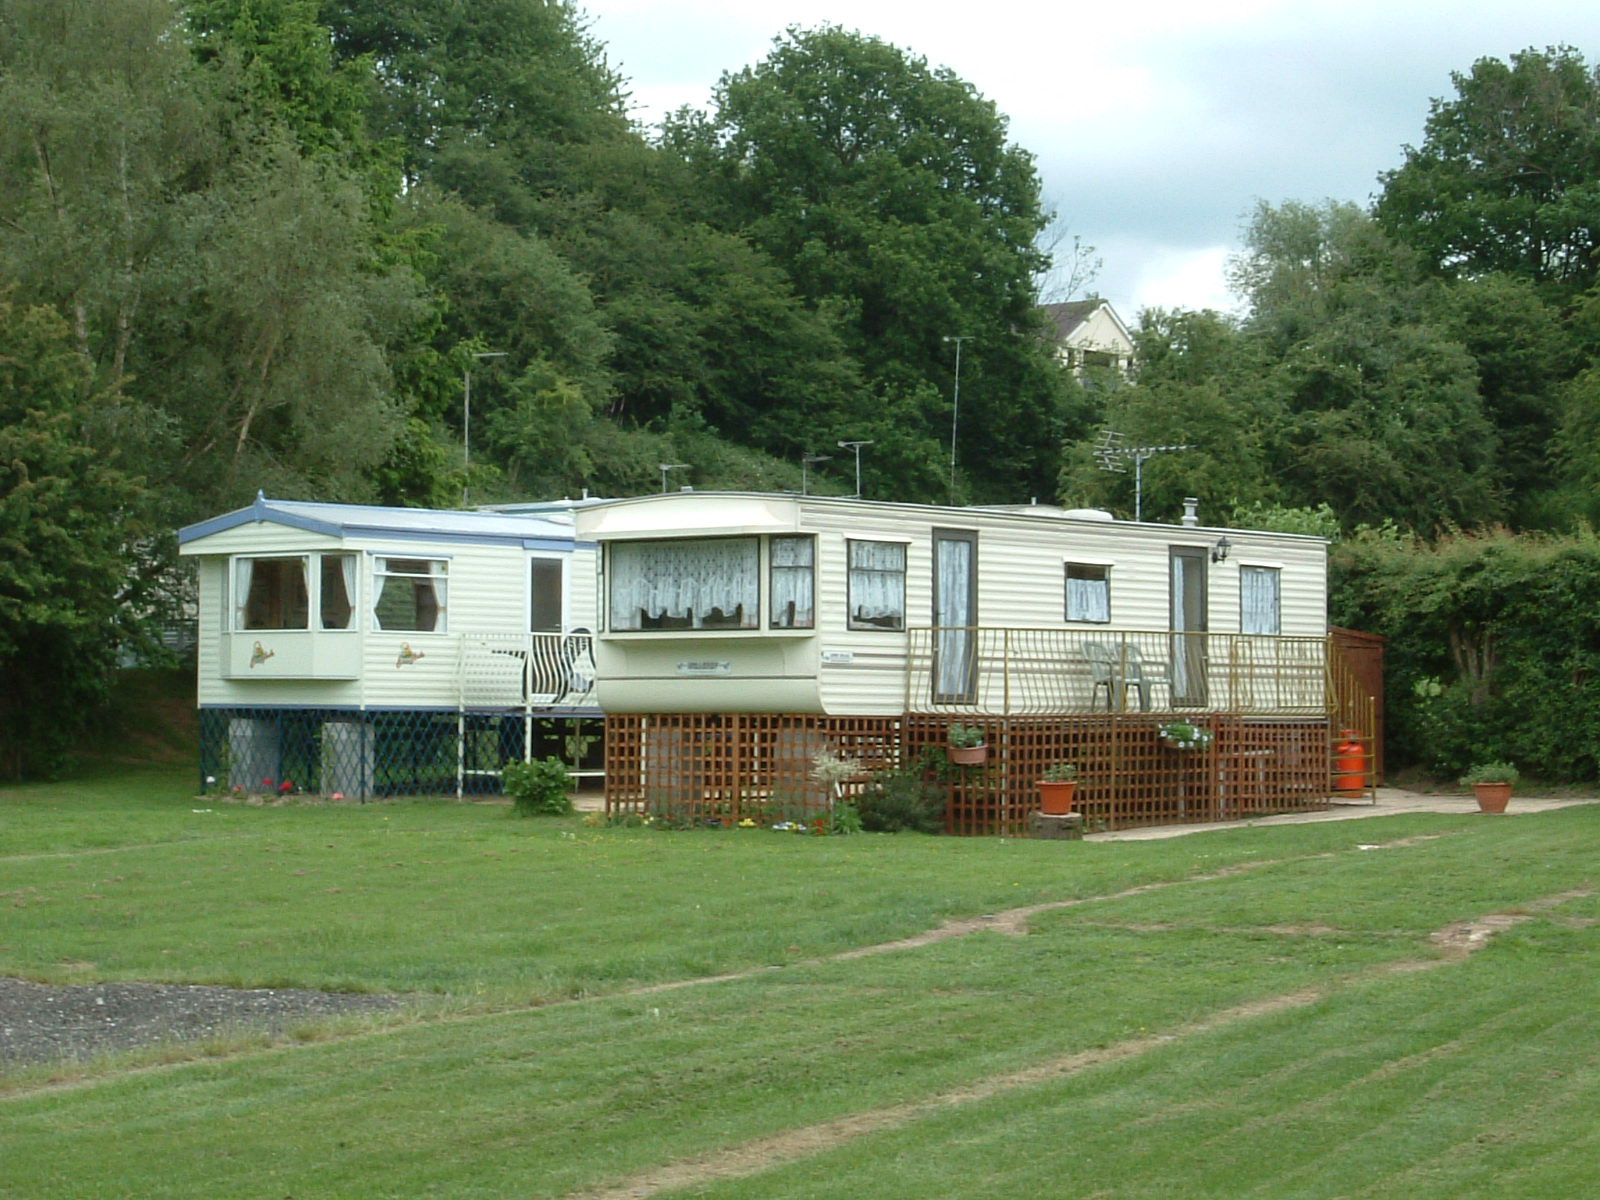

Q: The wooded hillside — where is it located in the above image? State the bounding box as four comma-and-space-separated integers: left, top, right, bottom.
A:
5, 4, 1599, 776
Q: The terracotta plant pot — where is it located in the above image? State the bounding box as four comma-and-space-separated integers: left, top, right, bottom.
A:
1472, 782, 1512, 813
1037, 779, 1077, 815
947, 743, 988, 766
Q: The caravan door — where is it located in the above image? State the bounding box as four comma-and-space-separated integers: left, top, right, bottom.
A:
932, 529, 978, 704
1169, 546, 1208, 705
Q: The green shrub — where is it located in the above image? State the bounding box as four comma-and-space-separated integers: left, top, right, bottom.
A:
1459, 761, 1520, 786
856, 768, 946, 834
501, 757, 574, 816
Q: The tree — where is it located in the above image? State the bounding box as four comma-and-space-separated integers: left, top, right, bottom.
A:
1231, 201, 1504, 531
0, 298, 158, 778
663, 25, 1063, 503
1376, 46, 1600, 292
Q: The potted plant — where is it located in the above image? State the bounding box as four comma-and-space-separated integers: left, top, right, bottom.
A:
1158, 721, 1213, 751
1036, 762, 1079, 815
1459, 761, 1519, 813
946, 722, 988, 766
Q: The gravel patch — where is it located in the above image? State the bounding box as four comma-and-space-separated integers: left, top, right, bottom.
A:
0, 977, 406, 1069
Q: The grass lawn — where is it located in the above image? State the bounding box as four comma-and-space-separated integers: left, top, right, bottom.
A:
3, 765, 1598, 1198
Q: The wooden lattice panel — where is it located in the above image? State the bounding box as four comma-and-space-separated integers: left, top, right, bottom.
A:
604, 714, 900, 824
604, 712, 1333, 834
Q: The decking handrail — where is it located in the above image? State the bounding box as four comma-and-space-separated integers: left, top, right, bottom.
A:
906, 627, 1331, 717
456, 629, 598, 710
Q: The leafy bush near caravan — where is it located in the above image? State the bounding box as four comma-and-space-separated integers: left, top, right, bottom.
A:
502, 757, 574, 816
856, 767, 947, 834
1331, 526, 1600, 781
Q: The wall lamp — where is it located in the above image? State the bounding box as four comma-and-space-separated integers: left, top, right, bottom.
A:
1211, 536, 1232, 563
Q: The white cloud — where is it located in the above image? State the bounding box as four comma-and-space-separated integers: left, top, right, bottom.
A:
583, 0, 1600, 312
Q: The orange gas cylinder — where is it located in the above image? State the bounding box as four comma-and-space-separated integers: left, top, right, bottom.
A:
1335, 730, 1367, 796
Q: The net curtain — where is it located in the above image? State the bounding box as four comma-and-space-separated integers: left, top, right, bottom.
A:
769, 536, 814, 628
1066, 572, 1110, 623
848, 541, 906, 626
1241, 566, 1281, 635
609, 538, 759, 629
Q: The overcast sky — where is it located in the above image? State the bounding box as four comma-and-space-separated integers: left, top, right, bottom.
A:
580, 0, 1600, 322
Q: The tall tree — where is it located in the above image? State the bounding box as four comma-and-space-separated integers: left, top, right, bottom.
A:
1231, 201, 1503, 531
0, 298, 157, 778
1376, 46, 1600, 292
664, 25, 1063, 503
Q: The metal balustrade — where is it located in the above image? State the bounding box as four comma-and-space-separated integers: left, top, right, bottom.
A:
906, 628, 1334, 718
456, 629, 598, 710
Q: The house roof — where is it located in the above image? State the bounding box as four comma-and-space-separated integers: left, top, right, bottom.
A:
1040, 299, 1133, 348
178, 493, 585, 552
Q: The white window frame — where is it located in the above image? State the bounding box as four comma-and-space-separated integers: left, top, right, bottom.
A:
232, 555, 310, 631
607, 537, 760, 632
769, 535, 816, 629
372, 556, 449, 633
319, 553, 358, 631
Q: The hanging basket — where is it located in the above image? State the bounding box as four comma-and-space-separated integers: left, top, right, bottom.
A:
947, 743, 988, 766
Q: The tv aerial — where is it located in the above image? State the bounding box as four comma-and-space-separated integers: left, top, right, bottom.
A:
1094, 430, 1192, 522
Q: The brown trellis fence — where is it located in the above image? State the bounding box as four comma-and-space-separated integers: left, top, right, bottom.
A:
604, 712, 1333, 835
601, 630, 1376, 834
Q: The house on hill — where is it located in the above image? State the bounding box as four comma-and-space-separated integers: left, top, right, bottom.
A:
1042, 298, 1135, 375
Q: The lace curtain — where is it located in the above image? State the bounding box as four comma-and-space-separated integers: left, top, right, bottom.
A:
769, 536, 814, 629
1241, 566, 1280, 635
848, 540, 905, 629
609, 538, 758, 630
1066, 565, 1110, 623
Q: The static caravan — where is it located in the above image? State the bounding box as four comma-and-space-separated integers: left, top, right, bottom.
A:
576, 492, 1371, 833
179, 495, 600, 798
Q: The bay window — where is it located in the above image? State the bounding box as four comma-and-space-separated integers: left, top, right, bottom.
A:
609, 537, 759, 631
769, 536, 815, 629
235, 557, 309, 630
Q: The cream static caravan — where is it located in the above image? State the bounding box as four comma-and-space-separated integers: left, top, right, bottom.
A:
178, 494, 600, 798
574, 491, 1330, 719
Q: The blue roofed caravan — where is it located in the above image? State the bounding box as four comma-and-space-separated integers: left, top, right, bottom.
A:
178, 495, 601, 800
574, 491, 1379, 834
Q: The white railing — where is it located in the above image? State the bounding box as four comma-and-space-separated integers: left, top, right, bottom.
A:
456, 630, 598, 710
905, 628, 1331, 717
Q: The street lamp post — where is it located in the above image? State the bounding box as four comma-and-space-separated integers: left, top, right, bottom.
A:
463, 350, 506, 505
942, 335, 971, 505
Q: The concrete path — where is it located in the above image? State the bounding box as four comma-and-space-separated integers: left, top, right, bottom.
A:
1088, 787, 1600, 841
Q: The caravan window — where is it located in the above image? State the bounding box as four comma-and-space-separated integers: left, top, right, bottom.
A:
373, 557, 448, 632
1240, 565, 1281, 635
1065, 563, 1111, 623
847, 540, 906, 631
235, 557, 309, 630
320, 554, 357, 630
609, 538, 759, 631
769, 536, 815, 629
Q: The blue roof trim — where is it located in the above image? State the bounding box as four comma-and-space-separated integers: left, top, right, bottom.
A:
180, 495, 581, 549
178, 504, 341, 543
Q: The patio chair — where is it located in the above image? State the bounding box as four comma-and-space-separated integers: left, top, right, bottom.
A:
1083, 641, 1172, 712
